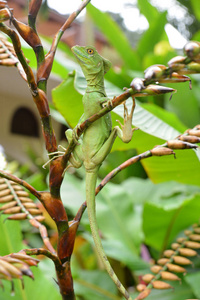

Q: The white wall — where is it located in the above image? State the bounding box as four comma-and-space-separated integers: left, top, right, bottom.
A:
0, 66, 62, 166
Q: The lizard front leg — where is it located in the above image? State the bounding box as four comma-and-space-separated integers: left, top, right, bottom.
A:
115, 97, 138, 143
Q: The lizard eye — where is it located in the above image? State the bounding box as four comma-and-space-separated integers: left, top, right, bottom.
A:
87, 48, 94, 55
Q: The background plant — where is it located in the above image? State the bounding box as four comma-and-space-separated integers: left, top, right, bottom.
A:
0, 1, 200, 300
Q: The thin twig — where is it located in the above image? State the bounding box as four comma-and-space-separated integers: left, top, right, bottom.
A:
36, 0, 92, 87
23, 248, 61, 268
95, 150, 152, 194
61, 84, 175, 168
74, 150, 153, 221
0, 170, 42, 199
50, 0, 91, 54
29, 218, 56, 254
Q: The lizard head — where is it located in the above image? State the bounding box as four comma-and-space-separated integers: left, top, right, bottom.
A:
71, 45, 111, 77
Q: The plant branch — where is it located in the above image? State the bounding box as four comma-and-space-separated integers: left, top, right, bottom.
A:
0, 170, 41, 199
29, 218, 56, 254
50, 0, 91, 54
74, 147, 175, 221
0, 23, 37, 92
37, 0, 91, 86
4, 178, 55, 253
23, 248, 61, 267
74, 122, 200, 222
61, 85, 175, 169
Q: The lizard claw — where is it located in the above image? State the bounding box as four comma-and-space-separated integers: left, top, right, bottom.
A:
116, 119, 123, 128
72, 126, 81, 145
102, 98, 114, 109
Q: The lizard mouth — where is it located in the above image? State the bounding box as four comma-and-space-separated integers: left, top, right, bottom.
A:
72, 47, 90, 64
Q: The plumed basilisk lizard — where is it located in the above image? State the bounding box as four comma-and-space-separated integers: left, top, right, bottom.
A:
66, 45, 136, 300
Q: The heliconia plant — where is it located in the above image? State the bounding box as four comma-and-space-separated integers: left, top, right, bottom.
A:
0, 1, 200, 300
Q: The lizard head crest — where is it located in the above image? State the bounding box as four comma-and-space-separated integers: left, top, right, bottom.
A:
71, 45, 111, 77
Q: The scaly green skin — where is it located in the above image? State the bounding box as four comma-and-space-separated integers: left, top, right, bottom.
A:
67, 45, 134, 300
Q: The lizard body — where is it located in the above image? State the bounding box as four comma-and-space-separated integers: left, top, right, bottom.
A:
67, 45, 135, 300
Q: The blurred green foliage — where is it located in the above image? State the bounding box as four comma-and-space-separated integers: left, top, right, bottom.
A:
3, 1, 200, 299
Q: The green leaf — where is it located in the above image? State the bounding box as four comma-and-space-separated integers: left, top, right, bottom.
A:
100, 239, 148, 272
142, 148, 200, 185
165, 82, 200, 128
185, 271, 200, 298
140, 102, 187, 133
137, 12, 167, 59
87, 4, 141, 70
143, 193, 200, 251
95, 182, 143, 254
74, 270, 119, 300
191, 0, 200, 21
61, 172, 85, 215
52, 72, 83, 128
137, 0, 159, 23
49, 103, 69, 126
0, 218, 24, 255
24, 260, 60, 300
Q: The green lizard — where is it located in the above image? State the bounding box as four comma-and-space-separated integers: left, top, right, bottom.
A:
67, 45, 135, 300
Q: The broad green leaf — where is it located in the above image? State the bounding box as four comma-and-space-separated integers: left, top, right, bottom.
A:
24, 260, 60, 300
52, 72, 83, 128
140, 102, 187, 133
74, 270, 119, 300
99, 239, 148, 272
61, 173, 143, 254
49, 103, 69, 126
165, 82, 200, 128
137, 0, 159, 23
0, 218, 24, 255
87, 4, 141, 70
96, 182, 143, 254
83, 233, 148, 275
191, 0, 200, 21
143, 193, 200, 251
137, 12, 167, 59
192, 30, 200, 41
122, 178, 200, 206
142, 146, 200, 185
61, 172, 85, 215
185, 271, 200, 298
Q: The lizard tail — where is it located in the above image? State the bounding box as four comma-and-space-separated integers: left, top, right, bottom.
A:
86, 171, 133, 300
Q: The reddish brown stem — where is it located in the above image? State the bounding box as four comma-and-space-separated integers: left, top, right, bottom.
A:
56, 261, 75, 300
